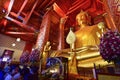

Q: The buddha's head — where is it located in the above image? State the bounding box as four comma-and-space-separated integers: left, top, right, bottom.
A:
76, 10, 89, 26
46, 41, 50, 46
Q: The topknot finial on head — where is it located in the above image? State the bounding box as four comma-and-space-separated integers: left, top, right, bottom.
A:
76, 10, 88, 20
79, 10, 88, 16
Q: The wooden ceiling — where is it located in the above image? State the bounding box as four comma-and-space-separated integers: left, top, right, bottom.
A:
0, 0, 105, 43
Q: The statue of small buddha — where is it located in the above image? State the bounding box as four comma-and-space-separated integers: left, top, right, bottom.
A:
42, 41, 51, 69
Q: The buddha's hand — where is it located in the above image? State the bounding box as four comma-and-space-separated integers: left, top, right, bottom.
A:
60, 16, 68, 24
97, 22, 105, 29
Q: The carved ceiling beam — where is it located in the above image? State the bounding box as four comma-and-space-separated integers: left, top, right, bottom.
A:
5, 31, 35, 35
53, 3, 65, 17
5, 16, 36, 32
37, 0, 51, 10
10, 12, 24, 21
33, 11, 43, 19
4, 0, 37, 32
6, 0, 15, 16
45, 0, 56, 9
17, 0, 28, 17
96, 0, 104, 5
24, 0, 39, 24
10, 11, 43, 21
86, 1, 98, 14
72, 0, 82, 5
7, 12, 38, 32
69, 0, 85, 11
66, 0, 91, 15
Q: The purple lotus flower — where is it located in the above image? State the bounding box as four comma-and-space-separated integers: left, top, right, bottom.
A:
20, 50, 29, 64
99, 30, 120, 63
29, 49, 40, 62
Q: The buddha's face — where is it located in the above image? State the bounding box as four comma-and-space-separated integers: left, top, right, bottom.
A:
46, 41, 50, 46
76, 13, 88, 26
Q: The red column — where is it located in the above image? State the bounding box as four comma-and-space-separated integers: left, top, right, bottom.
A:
58, 21, 65, 50
58, 16, 68, 50
23, 41, 34, 53
35, 10, 51, 52
103, 0, 117, 31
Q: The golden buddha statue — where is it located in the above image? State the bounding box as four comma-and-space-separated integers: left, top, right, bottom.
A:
74, 10, 105, 50
67, 10, 106, 70
47, 10, 106, 75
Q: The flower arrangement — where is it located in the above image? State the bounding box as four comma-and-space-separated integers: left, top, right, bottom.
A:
99, 30, 120, 63
20, 50, 29, 64
29, 49, 40, 62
